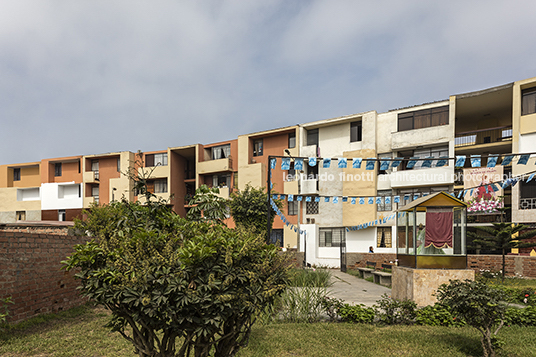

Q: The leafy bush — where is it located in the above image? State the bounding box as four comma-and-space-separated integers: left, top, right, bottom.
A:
374, 294, 417, 325
0, 297, 13, 330
415, 303, 465, 327
337, 304, 375, 324
505, 306, 536, 326
320, 296, 344, 321
65, 200, 289, 357
436, 279, 509, 357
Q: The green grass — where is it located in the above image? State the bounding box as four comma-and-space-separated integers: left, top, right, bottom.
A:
288, 268, 332, 287
2, 306, 536, 357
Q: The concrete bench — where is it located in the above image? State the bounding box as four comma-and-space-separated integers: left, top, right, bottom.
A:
372, 270, 392, 287
356, 261, 376, 279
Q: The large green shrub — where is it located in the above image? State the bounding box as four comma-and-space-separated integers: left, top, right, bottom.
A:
65, 201, 289, 357
337, 304, 375, 324
415, 303, 465, 327
436, 279, 509, 357
374, 294, 417, 325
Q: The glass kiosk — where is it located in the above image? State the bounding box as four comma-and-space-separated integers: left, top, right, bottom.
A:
396, 191, 467, 269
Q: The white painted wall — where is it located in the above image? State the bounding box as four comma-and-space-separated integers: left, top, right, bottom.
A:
346, 227, 397, 254
41, 182, 83, 210
390, 166, 454, 188
17, 188, 40, 201
301, 224, 340, 267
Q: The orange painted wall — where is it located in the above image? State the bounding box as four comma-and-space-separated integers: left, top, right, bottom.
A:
92, 156, 121, 204
0, 164, 41, 188
41, 157, 82, 184
170, 151, 186, 216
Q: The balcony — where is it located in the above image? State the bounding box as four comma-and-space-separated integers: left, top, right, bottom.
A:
83, 170, 99, 183
455, 126, 512, 148
197, 157, 232, 174
300, 178, 318, 195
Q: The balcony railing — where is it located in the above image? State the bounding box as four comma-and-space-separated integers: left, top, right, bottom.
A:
455, 126, 512, 147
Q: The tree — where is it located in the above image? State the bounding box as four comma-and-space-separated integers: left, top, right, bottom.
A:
229, 184, 282, 243
469, 223, 536, 281
186, 185, 229, 224
65, 198, 289, 357
437, 279, 509, 357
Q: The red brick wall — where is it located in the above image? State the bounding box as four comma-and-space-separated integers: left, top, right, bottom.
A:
0, 231, 89, 323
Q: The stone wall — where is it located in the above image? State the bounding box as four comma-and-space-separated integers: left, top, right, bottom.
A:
0, 231, 88, 323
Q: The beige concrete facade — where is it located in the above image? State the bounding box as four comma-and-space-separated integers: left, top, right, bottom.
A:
392, 266, 475, 306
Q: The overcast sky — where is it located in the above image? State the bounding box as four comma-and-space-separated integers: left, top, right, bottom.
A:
1, 1, 536, 165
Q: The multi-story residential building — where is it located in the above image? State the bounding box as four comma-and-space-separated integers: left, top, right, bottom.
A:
1, 76, 536, 262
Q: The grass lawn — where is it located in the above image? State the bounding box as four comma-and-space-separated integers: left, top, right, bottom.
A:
1, 305, 535, 357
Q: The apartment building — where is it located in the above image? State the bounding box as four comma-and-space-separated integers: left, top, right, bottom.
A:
1, 76, 536, 262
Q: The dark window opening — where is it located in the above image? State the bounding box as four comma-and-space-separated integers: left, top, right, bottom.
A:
13, 168, 20, 181
398, 106, 449, 132
54, 163, 62, 177
522, 87, 536, 116
253, 139, 263, 157
288, 132, 296, 148
350, 121, 362, 142
307, 129, 319, 146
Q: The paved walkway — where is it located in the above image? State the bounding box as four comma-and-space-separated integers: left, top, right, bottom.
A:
328, 269, 391, 307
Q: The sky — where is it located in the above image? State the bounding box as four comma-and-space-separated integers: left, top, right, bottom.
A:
1, 0, 536, 165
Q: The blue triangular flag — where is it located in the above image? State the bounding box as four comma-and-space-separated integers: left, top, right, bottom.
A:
368, 197, 374, 204
270, 158, 277, 169
376, 196, 382, 204
380, 160, 390, 171
308, 157, 317, 167
315, 196, 320, 202
527, 173, 535, 183
324, 197, 330, 202
422, 157, 433, 168
294, 158, 304, 171
385, 196, 391, 204
272, 194, 278, 200
487, 154, 498, 168
342, 196, 348, 202
281, 158, 290, 170
305, 196, 312, 202
471, 155, 481, 168
502, 155, 514, 166
359, 197, 365, 204
511, 178, 518, 187
323, 158, 331, 168
391, 157, 403, 168
351, 197, 356, 204
455, 156, 466, 167
297, 196, 303, 201
491, 183, 499, 192
352, 158, 362, 169
518, 154, 530, 165
457, 190, 464, 199
288, 194, 294, 201
338, 158, 347, 168
333, 196, 339, 204
407, 157, 419, 169
413, 194, 419, 200
394, 196, 400, 203
366, 158, 376, 170
436, 156, 448, 167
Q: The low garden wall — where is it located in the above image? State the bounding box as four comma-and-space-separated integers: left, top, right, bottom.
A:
0, 231, 89, 323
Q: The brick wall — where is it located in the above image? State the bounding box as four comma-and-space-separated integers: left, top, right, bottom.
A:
0, 231, 89, 323
467, 254, 536, 277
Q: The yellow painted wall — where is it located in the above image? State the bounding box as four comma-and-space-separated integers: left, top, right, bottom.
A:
0, 188, 41, 211
342, 149, 377, 226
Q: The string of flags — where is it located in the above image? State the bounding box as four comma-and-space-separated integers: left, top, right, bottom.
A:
270, 153, 535, 171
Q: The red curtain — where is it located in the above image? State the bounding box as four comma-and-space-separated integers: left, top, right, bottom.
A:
424, 210, 453, 248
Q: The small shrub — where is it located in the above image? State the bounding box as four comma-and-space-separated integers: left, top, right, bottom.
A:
505, 306, 536, 326
0, 297, 13, 330
320, 296, 344, 321
338, 304, 375, 324
280, 287, 328, 323
416, 303, 465, 327
289, 268, 332, 288
374, 294, 417, 325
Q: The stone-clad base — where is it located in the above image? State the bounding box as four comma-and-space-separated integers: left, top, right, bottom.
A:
391, 266, 475, 307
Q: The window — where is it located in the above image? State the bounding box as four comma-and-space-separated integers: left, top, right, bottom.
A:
377, 227, 392, 248
213, 174, 231, 188
306, 201, 319, 215
58, 209, 66, 222
54, 163, 62, 176
350, 121, 362, 142
398, 105, 449, 132
319, 228, 345, 247
519, 179, 536, 210
117, 158, 121, 172
211, 145, 231, 160
154, 179, 168, 193
288, 132, 296, 148
307, 128, 319, 146
145, 153, 168, 167
286, 162, 296, 181
16, 211, 26, 221
91, 160, 99, 171
288, 200, 298, 215
91, 185, 99, 197
522, 87, 536, 116
398, 145, 449, 170
13, 168, 20, 181
253, 139, 263, 156
377, 190, 392, 211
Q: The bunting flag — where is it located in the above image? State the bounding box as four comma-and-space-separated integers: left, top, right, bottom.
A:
351, 197, 356, 204
471, 155, 481, 168
394, 196, 400, 203
376, 196, 382, 204
502, 155, 514, 166
352, 158, 362, 168
315, 196, 320, 202
491, 183, 499, 192
333, 196, 339, 204
436, 156, 448, 167
413, 194, 419, 200
368, 197, 374, 204
305, 196, 311, 202
455, 155, 466, 167
359, 197, 365, 204
323, 158, 331, 168
308, 157, 317, 167
297, 196, 303, 201
324, 197, 330, 202
407, 157, 418, 169
421, 157, 433, 168
385, 196, 391, 205
272, 194, 278, 200
487, 154, 498, 168
528, 173, 535, 183
458, 190, 464, 199
511, 178, 518, 187
338, 158, 348, 168
281, 158, 290, 170
380, 160, 390, 171
485, 185, 489, 194
502, 180, 509, 189
391, 157, 403, 168
366, 158, 376, 170
294, 158, 304, 171
270, 158, 277, 169
342, 196, 348, 203
518, 154, 530, 165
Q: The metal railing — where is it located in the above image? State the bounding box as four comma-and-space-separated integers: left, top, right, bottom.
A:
455, 126, 512, 147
